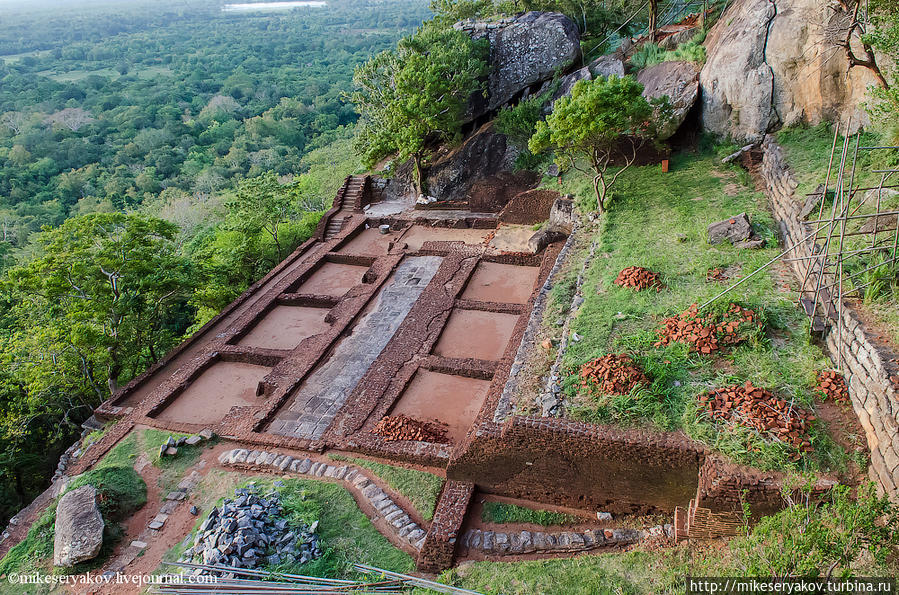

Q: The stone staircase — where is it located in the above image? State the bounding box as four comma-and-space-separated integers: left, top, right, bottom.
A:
325, 175, 368, 239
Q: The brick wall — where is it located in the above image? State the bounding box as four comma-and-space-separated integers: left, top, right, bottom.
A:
417, 480, 474, 573
760, 135, 899, 497
448, 416, 706, 514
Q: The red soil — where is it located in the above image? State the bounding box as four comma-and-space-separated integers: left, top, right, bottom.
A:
297, 262, 367, 296
155, 362, 270, 425
433, 309, 519, 361
237, 305, 330, 350
389, 370, 491, 444
461, 261, 540, 304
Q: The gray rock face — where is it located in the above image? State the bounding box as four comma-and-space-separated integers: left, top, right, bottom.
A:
636, 60, 699, 140
588, 54, 625, 78
528, 226, 568, 253
459, 12, 581, 114
700, 0, 777, 141
54, 485, 104, 567
549, 197, 576, 233
425, 122, 519, 201
549, 65, 592, 105
700, 0, 877, 141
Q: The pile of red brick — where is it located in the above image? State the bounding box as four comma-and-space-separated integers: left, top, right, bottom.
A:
816, 370, 850, 406
699, 381, 815, 458
707, 267, 728, 282
579, 354, 651, 395
374, 415, 449, 443
655, 303, 759, 355
614, 266, 663, 291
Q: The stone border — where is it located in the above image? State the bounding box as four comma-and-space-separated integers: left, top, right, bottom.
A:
758, 135, 899, 497
459, 523, 673, 556
217, 448, 427, 550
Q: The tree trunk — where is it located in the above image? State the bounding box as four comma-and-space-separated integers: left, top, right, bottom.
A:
593, 175, 605, 215
411, 153, 425, 198
649, 0, 659, 43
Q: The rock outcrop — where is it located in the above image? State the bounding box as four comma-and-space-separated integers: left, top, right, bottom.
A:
588, 55, 625, 78
701, 0, 881, 141
426, 122, 519, 202
636, 60, 700, 140
54, 485, 104, 567
457, 12, 581, 115
700, 0, 777, 141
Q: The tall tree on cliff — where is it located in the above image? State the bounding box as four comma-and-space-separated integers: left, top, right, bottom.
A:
528, 75, 670, 215
349, 26, 488, 197
6, 213, 195, 396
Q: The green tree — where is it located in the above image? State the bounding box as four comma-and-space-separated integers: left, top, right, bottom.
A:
528, 75, 669, 214
349, 26, 488, 196
227, 172, 310, 263
7, 213, 195, 395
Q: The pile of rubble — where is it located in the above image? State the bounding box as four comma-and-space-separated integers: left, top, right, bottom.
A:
699, 381, 815, 458
579, 354, 651, 396
816, 370, 850, 406
613, 266, 663, 291
655, 303, 759, 355
180, 486, 321, 572
374, 415, 449, 443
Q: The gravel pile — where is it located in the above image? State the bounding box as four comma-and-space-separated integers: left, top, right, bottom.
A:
180, 486, 321, 572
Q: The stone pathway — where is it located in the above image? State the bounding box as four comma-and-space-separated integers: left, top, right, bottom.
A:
461, 523, 673, 556
218, 448, 427, 550
269, 256, 443, 440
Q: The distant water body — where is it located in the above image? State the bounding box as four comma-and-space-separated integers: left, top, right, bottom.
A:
222, 1, 327, 12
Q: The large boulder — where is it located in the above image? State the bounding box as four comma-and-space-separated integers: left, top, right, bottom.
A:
54, 485, 104, 567
636, 60, 700, 140
700, 0, 777, 142
766, 0, 877, 130
458, 12, 581, 115
588, 54, 625, 78
701, 0, 880, 141
427, 123, 519, 201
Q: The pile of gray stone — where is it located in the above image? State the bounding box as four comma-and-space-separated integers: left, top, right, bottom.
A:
158, 429, 214, 458
179, 485, 320, 572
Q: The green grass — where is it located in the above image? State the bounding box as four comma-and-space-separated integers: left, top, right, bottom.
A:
481, 501, 580, 527
142, 429, 211, 492
162, 474, 415, 581
329, 454, 444, 522
552, 149, 846, 473
438, 545, 734, 595
0, 466, 146, 583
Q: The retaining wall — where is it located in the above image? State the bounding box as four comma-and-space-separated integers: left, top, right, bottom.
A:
759, 135, 899, 497
448, 416, 706, 514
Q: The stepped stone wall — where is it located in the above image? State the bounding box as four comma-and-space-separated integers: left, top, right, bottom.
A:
759, 135, 899, 498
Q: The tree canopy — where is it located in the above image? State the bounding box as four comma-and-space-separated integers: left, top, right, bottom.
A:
528, 75, 669, 214
350, 26, 489, 196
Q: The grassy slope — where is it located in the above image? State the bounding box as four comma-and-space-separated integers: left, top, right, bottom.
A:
553, 149, 844, 473
776, 124, 899, 346
329, 454, 444, 522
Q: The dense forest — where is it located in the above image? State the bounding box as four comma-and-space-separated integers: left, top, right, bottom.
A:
0, 0, 430, 526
